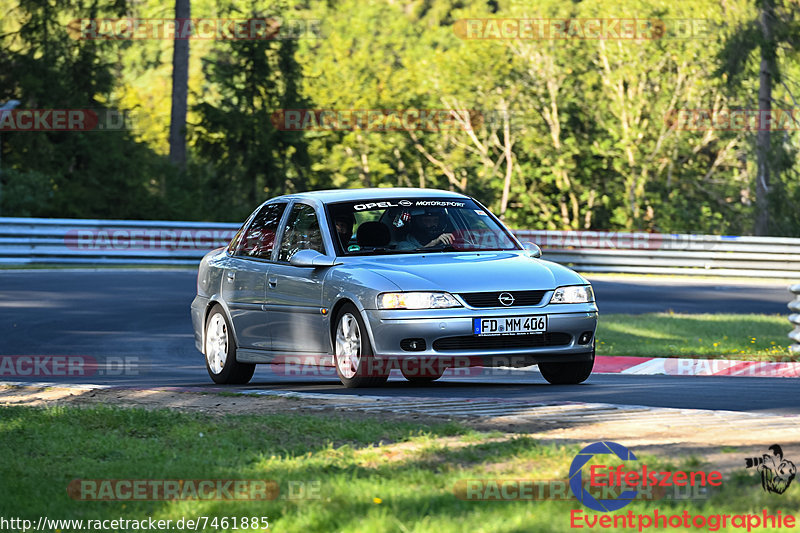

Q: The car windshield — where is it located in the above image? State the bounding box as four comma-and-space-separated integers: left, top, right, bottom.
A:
326, 197, 520, 256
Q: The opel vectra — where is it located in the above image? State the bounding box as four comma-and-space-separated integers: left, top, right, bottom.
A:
191, 188, 598, 387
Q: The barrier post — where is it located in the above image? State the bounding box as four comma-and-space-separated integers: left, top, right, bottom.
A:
789, 284, 800, 354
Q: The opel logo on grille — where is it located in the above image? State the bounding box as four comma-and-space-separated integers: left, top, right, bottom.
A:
498, 292, 515, 306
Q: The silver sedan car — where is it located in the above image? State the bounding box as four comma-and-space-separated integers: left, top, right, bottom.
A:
191, 188, 598, 388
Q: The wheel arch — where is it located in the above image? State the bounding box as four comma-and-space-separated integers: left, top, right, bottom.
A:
329, 296, 378, 356
202, 296, 239, 353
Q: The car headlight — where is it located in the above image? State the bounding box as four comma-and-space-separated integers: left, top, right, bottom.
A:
377, 292, 462, 309
550, 285, 594, 304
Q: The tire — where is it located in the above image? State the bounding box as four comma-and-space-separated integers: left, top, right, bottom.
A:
538, 349, 594, 385
400, 359, 445, 384
333, 303, 389, 388
204, 304, 256, 385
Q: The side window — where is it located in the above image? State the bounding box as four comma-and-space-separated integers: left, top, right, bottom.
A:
235, 202, 287, 259
278, 203, 324, 262
227, 208, 260, 254
226, 223, 248, 254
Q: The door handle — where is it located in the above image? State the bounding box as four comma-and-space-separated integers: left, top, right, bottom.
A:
226, 271, 235, 282
268, 277, 277, 288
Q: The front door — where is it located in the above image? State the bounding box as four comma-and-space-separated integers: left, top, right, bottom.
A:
267, 202, 329, 354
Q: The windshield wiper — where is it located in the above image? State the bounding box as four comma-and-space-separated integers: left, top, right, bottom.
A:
412, 245, 456, 252
413, 246, 515, 253
347, 247, 408, 255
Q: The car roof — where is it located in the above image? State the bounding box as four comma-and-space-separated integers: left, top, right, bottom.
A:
271, 187, 470, 204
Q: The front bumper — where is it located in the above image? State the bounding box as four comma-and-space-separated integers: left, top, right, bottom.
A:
363, 303, 597, 365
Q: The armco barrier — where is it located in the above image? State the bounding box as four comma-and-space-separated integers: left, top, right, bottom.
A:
790, 285, 800, 354
2, 218, 800, 277
516, 230, 800, 278
0, 217, 238, 265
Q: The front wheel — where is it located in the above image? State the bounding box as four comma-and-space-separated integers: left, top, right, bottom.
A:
538, 349, 594, 385
333, 303, 388, 388
204, 305, 255, 385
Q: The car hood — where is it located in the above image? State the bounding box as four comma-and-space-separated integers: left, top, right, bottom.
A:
350, 252, 587, 292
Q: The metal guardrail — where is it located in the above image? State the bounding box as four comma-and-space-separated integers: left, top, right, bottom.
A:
2, 218, 800, 278
0, 217, 238, 265
515, 230, 800, 279
790, 285, 800, 354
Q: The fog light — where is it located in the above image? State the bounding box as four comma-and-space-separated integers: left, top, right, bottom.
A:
578, 331, 594, 345
400, 338, 426, 352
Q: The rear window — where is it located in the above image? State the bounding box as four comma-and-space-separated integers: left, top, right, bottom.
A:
234, 202, 287, 259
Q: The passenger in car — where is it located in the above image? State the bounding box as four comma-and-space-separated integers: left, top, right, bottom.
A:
333, 214, 355, 248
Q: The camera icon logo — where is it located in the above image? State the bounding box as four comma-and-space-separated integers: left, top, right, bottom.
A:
744, 444, 797, 495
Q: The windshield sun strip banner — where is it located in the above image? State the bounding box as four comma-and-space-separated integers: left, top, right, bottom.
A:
348, 199, 468, 211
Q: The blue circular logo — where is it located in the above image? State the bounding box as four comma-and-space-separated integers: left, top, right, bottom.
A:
569, 441, 638, 512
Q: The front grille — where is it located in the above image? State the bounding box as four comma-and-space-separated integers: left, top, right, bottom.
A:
458, 290, 547, 308
433, 332, 571, 351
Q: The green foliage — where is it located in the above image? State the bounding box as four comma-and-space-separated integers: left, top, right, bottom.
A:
0, 168, 53, 216
0, 0, 799, 234
0, 0, 178, 219
191, 24, 311, 220
715, 0, 800, 235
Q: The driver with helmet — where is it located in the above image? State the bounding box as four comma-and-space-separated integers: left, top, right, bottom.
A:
397, 208, 454, 250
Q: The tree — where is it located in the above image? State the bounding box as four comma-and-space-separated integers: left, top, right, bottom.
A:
192, 9, 310, 219
755, 0, 777, 235
718, 0, 800, 235
0, 0, 173, 219
168, 0, 190, 171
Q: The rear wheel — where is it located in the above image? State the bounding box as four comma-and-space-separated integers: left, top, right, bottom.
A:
204, 305, 255, 385
538, 349, 594, 385
333, 303, 389, 388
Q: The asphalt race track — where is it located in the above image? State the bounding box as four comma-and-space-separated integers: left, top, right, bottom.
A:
1, 269, 797, 414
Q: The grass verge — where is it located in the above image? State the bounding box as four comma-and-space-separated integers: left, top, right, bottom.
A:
597, 313, 793, 359
2, 405, 797, 532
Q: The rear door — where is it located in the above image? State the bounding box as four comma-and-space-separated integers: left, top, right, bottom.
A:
267, 202, 330, 354
221, 202, 287, 350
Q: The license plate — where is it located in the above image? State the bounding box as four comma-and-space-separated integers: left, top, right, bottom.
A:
473, 316, 547, 336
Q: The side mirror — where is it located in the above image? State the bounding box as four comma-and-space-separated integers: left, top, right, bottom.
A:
289, 249, 341, 267
522, 242, 542, 258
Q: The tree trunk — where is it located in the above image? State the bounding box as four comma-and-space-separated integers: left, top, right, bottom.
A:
168, 0, 190, 172
499, 105, 514, 220
755, 0, 775, 235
